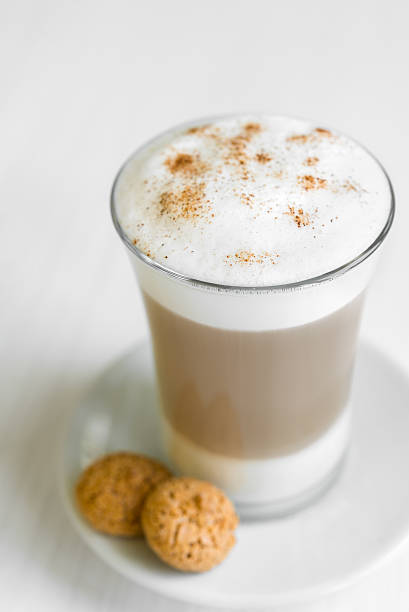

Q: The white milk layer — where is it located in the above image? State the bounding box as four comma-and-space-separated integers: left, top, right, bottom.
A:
161, 407, 350, 509
132, 249, 377, 330
115, 114, 391, 286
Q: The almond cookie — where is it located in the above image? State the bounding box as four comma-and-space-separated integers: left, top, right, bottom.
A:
75, 452, 172, 536
141, 477, 239, 572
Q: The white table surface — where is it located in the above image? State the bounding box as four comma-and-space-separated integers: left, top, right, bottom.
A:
1, 1, 409, 610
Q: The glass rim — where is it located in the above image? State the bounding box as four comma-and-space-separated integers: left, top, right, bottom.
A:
110, 114, 395, 293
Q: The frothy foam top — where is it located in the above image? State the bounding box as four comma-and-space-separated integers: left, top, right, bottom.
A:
114, 115, 391, 285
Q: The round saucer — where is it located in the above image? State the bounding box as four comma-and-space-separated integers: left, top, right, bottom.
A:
60, 341, 409, 608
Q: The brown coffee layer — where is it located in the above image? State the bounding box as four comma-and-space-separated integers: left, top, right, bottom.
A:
144, 292, 364, 459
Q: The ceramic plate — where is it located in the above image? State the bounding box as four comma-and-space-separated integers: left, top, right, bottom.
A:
60, 341, 409, 608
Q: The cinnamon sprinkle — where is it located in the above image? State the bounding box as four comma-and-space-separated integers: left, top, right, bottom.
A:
240, 193, 254, 207
225, 250, 278, 266
284, 205, 311, 227
226, 135, 250, 180
342, 180, 358, 192
305, 156, 319, 166
287, 133, 310, 144
165, 153, 207, 176
132, 238, 153, 259
186, 124, 210, 135
315, 127, 332, 136
274, 169, 285, 180
158, 183, 209, 221
298, 175, 327, 191
243, 122, 261, 135
255, 152, 272, 164
287, 127, 333, 144
224, 123, 263, 180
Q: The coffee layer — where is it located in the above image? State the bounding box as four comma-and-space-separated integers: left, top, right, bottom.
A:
145, 291, 364, 459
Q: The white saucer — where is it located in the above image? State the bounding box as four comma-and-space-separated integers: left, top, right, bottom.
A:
60, 341, 409, 609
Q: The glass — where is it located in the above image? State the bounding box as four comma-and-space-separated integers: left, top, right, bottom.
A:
111, 118, 395, 518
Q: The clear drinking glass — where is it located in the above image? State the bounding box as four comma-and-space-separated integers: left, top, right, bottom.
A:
111, 120, 394, 519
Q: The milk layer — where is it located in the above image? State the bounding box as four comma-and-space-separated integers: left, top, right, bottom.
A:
161, 407, 350, 510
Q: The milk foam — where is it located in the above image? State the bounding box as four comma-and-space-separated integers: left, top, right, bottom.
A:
114, 115, 391, 286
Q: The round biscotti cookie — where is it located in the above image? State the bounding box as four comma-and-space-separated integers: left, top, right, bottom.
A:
75, 452, 172, 536
141, 477, 239, 572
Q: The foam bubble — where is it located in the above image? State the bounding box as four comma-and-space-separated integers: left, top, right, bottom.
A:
114, 115, 391, 286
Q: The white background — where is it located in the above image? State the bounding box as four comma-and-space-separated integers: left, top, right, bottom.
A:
1, 1, 409, 610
